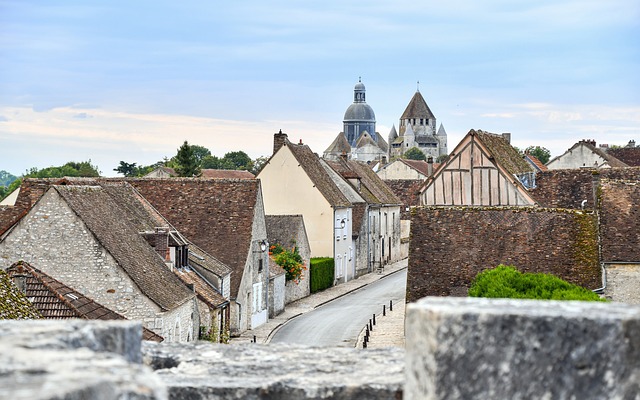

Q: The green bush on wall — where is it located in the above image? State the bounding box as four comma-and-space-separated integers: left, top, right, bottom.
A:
310, 257, 334, 293
469, 265, 606, 301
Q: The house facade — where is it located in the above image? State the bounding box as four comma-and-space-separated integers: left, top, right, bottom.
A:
0, 184, 199, 342
547, 140, 629, 170
129, 178, 271, 336
376, 158, 436, 180
420, 130, 537, 206
259, 133, 357, 284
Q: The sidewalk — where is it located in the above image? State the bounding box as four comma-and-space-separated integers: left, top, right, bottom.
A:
230, 258, 408, 345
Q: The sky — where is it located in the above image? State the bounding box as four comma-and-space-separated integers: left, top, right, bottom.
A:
1, 1, 639, 177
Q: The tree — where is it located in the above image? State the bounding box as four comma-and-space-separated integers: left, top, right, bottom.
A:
403, 147, 426, 161
0, 170, 17, 187
251, 156, 269, 175
174, 141, 201, 177
201, 154, 229, 169
524, 146, 551, 164
114, 161, 139, 177
190, 145, 212, 165
222, 151, 253, 170
25, 161, 100, 178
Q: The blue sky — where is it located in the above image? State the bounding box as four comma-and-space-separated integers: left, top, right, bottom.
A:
1, 0, 638, 176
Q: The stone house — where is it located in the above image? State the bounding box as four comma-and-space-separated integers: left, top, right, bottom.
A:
376, 158, 437, 180
546, 140, 629, 170
0, 182, 199, 342
129, 178, 271, 336
5, 261, 163, 341
420, 129, 537, 206
606, 142, 640, 167
383, 179, 424, 259
325, 157, 403, 273
265, 215, 311, 304
258, 133, 358, 285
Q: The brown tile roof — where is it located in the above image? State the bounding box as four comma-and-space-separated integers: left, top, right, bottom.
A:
5, 262, 162, 341
54, 184, 195, 311
268, 258, 286, 278
400, 91, 435, 120
324, 133, 352, 155
128, 178, 261, 298
187, 242, 232, 279
598, 179, 640, 262
326, 159, 401, 206
351, 202, 367, 237
173, 266, 227, 310
524, 153, 548, 172
607, 147, 640, 167
384, 179, 423, 208
286, 141, 351, 207
474, 130, 534, 176
399, 159, 437, 177
200, 169, 255, 179
0, 268, 42, 320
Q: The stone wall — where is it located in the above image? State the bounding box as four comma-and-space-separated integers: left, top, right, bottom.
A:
407, 206, 601, 302
605, 263, 640, 304
4, 298, 639, 399
598, 179, 640, 263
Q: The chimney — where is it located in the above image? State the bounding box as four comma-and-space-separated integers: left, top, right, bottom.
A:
502, 133, 511, 143
11, 265, 28, 295
340, 151, 348, 161
273, 130, 288, 155
427, 156, 434, 176
155, 227, 170, 261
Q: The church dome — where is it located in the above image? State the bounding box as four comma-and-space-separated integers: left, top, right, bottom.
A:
343, 103, 376, 122
354, 81, 365, 91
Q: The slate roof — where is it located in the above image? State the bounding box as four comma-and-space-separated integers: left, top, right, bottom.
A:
0, 268, 42, 320
285, 141, 351, 207
474, 130, 534, 176
5, 262, 162, 341
400, 91, 435, 120
326, 159, 401, 206
129, 178, 261, 298
200, 169, 255, 179
596, 179, 640, 262
54, 184, 195, 311
607, 147, 640, 167
173, 266, 227, 310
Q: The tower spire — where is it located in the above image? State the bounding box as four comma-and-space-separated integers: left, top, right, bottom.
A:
417, 80, 420, 92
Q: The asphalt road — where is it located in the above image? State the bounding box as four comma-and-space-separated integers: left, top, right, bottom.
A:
270, 269, 407, 347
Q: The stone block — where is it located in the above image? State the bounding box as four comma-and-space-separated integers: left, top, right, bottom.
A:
405, 297, 640, 400
142, 342, 404, 399
0, 320, 166, 400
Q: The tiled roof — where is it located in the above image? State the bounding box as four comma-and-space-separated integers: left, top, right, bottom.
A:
548, 141, 629, 168
351, 202, 367, 237
326, 159, 401, 206
54, 184, 195, 311
376, 134, 389, 152
268, 258, 286, 278
474, 130, 534, 176
597, 179, 640, 263
0, 268, 42, 320
173, 266, 227, 309
607, 147, 640, 167
400, 91, 435, 120
324, 133, 352, 155
400, 159, 431, 176
524, 153, 548, 172
265, 215, 307, 249
200, 169, 255, 179
5, 262, 162, 341
128, 178, 261, 298
286, 141, 351, 207
355, 132, 377, 148
384, 179, 423, 208
187, 242, 232, 279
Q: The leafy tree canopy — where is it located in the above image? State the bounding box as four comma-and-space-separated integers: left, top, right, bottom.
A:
469, 265, 605, 301
222, 151, 253, 170
403, 147, 427, 161
0, 170, 17, 187
25, 161, 100, 179
174, 140, 201, 177
524, 146, 551, 164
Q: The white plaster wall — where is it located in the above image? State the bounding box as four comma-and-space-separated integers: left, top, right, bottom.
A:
547, 145, 608, 169
258, 146, 334, 258
269, 273, 286, 318
334, 207, 353, 283
377, 162, 427, 180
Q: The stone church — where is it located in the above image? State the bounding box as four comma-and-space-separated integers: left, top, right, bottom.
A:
324, 80, 447, 163
323, 79, 389, 163
389, 89, 447, 160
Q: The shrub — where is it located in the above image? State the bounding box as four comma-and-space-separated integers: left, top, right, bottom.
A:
310, 257, 334, 293
469, 265, 605, 301
269, 243, 306, 284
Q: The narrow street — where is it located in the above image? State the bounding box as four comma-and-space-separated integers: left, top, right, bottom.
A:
270, 269, 407, 347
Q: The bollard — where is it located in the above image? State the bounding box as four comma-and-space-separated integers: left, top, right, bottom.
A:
383, 304, 386, 316
390, 300, 393, 312
373, 313, 376, 325
363, 340, 367, 349
369, 319, 373, 331
253, 335, 256, 343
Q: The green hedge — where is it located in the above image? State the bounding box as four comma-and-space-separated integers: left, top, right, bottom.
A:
469, 265, 605, 301
310, 257, 334, 293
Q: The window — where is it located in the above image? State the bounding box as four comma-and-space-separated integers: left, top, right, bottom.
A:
258, 258, 263, 273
